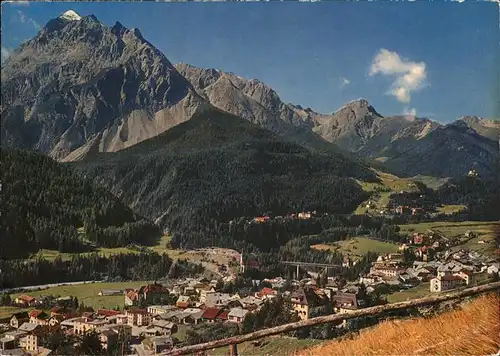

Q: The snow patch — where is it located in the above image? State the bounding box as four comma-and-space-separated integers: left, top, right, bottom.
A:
59, 10, 82, 21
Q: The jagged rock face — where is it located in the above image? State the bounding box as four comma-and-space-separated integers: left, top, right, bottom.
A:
314, 99, 441, 153
313, 99, 385, 151
313, 100, 499, 178
457, 116, 500, 143
2, 13, 497, 178
381, 121, 500, 177
1, 13, 205, 160
176, 63, 327, 135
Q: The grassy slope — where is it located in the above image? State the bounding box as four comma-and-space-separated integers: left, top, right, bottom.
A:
435, 204, 467, 215
354, 170, 422, 215
355, 170, 455, 216
33, 234, 185, 261
311, 237, 399, 259
0, 306, 29, 319
408, 175, 450, 190
386, 282, 431, 303
8, 281, 150, 311
301, 293, 499, 356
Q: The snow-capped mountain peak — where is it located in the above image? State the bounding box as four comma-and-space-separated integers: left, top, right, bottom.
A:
59, 10, 82, 21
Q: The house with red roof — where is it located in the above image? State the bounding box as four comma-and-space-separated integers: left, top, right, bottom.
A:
125, 290, 139, 306
50, 306, 73, 319
124, 283, 170, 307
216, 310, 229, 322
255, 287, 278, 300
201, 308, 223, 323
29, 310, 50, 326
96, 309, 121, 317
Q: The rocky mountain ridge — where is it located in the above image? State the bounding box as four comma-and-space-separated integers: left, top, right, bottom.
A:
1, 11, 207, 161
177, 63, 498, 178
176, 62, 328, 135
1, 11, 498, 178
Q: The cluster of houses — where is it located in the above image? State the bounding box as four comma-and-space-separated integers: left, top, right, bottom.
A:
0, 275, 377, 355
2, 226, 497, 355
356, 230, 498, 295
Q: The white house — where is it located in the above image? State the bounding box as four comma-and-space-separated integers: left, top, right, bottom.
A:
430, 275, 466, 293
487, 263, 500, 275
228, 308, 248, 323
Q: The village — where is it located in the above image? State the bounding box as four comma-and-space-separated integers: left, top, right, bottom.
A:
1, 222, 498, 356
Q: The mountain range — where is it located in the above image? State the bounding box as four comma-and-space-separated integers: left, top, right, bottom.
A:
1, 11, 499, 179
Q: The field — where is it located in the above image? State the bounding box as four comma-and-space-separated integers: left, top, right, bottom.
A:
435, 204, 466, 215
355, 170, 422, 215
399, 221, 499, 257
386, 282, 430, 303
209, 337, 321, 356
408, 175, 450, 190
10, 281, 151, 311
32, 234, 185, 262
355, 170, 453, 216
312, 237, 400, 259
0, 306, 29, 319
301, 293, 499, 356
31, 235, 239, 277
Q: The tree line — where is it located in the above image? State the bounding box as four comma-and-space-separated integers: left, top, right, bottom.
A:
0, 252, 203, 289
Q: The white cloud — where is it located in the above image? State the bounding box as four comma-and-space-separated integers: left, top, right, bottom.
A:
16, 10, 40, 30
403, 107, 417, 117
17, 10, 27, 23
369, 48, 427, 104
1, 47, 11, 63
339, 77, 351, 89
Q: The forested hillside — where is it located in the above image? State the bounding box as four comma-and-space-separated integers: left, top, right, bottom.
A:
1, 150, 160, 259
0, 252, 203, 289
434, 173, 500, 221
76, 107, 378, 249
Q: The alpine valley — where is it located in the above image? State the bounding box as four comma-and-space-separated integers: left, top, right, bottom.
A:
1, 11, 499, 255
1, 8, 500, 356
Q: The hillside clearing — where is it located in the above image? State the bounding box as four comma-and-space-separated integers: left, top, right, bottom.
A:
312, 237, 399, 259
435, 204, 466, 215
301, 293, 499, 356
10, 281, 150, 311
408, 175, 450, 190
32, 234, 185, 262
355, 170, 422, 215
398, 221, 499, 237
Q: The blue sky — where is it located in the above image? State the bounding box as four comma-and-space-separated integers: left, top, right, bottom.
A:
1, 1, 498, 122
